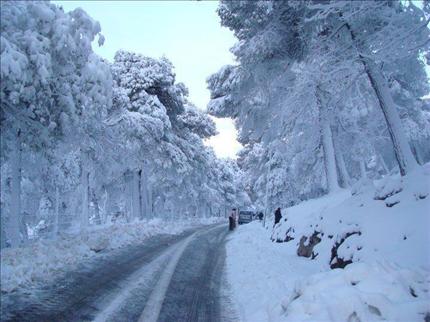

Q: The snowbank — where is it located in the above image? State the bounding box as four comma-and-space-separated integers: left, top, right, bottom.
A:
226, 222, 323, 322
282, 261, 429, 322
226, 165, 430, 321
1, 217, 223, 293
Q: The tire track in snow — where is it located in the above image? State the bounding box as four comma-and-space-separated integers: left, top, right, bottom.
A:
0, 230, 199, 322
92, 244, 175, 322
138, 232, 197, 322
156, 225, 234, 322
1, 224, 230, 322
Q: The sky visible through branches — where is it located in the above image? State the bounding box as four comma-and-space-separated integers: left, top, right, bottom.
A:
53, 0, 242, 158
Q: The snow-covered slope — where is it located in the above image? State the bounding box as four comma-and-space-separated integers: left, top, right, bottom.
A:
226, 164, 430, 322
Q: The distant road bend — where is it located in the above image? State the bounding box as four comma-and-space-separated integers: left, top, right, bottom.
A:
1, 224, 236, 322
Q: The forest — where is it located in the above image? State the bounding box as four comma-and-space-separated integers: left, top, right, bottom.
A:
208, 1, 429, 209
1, 1, 429, 321
1, 1, 250, 248
1, 1, 429, 248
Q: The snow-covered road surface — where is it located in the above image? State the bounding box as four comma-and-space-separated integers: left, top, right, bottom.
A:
1, 224, 235, 322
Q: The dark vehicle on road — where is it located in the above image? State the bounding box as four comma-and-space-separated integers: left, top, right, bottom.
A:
238, 210, 254, 225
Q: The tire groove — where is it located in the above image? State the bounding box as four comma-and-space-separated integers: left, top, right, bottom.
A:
1, 229, 199, 322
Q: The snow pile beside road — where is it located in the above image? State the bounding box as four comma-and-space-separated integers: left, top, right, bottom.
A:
226, 222, 323, 322
226, 165, 430, 321
281, 261, 430, 322
1, 217, 223, 292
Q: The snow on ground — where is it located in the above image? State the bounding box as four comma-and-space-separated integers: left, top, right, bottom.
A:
226, 222, 323, 322
0, 216, 223, 293
226, 165, 430, 322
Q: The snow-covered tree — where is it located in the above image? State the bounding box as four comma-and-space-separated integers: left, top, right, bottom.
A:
1, 2, 241, 248
208, 0, 430, 210
1, 1, 106, 245
305, 0, 429, 175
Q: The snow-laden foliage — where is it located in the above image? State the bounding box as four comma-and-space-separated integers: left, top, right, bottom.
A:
208, 0, 430, 211
0, 1, 248, 248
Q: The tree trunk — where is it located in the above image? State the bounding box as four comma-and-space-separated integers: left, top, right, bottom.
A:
125, 172, 133, 222
346, 25, 417, 176
379, 154, 389, 174
104, 185, 114, 224
160, 194, 166, 219
333, 130, 350, 187
317, 87, 341, 193
322, 115, 341, 192
80, 152, 90, 231
148, 185, 153, 218
140, 165, 149, 218
53, 185, 60, 238
1, 216, 7, 249
360, 159, 367, 180
362, 59, 417, 175
92, 189, 101, 225
131, 170, 142, 220
263, 181, 269, 227
204, 202, 209, 218
101, 186, 108, 224
9, 129, 22, 247
411, 142, 423, 165
338, 153, 351, 187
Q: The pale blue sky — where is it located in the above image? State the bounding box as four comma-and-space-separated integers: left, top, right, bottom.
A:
54, 0, 242, 158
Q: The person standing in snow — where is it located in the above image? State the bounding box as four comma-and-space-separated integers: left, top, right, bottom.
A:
230, 208, 237, 230
257, 212, 264, 220
274, 207, 282, 226
228, 212, 235, 231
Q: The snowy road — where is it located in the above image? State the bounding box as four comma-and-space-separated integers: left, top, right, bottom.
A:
1, 224, 235, 322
